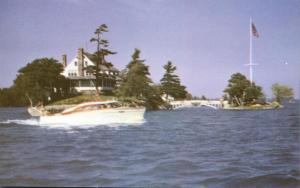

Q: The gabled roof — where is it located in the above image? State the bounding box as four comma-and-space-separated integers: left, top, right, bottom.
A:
84, 52, 95, 61
83, 52, 119, 73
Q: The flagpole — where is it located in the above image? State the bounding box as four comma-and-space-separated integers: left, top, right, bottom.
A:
249, 17, 253, 84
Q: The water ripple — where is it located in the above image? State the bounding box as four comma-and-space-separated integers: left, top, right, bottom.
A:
0, 103, 299, 187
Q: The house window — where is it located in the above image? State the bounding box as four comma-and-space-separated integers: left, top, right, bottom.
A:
74, 61, 77, 66
69, 72, 77, 77
85, 61, 88, 66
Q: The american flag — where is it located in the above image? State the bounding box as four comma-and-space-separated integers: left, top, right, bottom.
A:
252, 22, 259, 38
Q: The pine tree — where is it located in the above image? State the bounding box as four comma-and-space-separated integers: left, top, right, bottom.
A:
89, 24, 116, 96
117, 48, 152, 99
160, 61, 187, 100
127, 48, 145, 69
117, 49, 165, 110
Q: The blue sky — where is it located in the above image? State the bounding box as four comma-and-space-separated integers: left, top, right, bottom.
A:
0, 0, 299, 98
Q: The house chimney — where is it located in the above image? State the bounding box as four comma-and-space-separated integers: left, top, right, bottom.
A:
62, 54, 67, 67
77, 48, 84, 77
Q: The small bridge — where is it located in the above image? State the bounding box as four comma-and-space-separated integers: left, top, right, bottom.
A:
170, 100, 226, 109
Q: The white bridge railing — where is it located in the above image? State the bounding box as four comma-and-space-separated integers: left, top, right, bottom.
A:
170, 100, 227, 109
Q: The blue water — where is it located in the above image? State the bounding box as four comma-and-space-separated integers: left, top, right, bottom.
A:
0, 103, 299, 187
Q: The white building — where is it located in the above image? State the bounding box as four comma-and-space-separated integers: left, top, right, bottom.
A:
61, 48, 118, 93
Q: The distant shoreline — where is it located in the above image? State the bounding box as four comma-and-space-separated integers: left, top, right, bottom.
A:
223, 104, 282, 110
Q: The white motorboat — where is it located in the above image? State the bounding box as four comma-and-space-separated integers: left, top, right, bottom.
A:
28, 101, 146, 125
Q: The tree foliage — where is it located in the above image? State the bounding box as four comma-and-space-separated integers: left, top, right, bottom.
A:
0, 87, 27, 107
160, 61, 187, 100
224, 73, 263, 106
143, 84, 165, 110
117, 49, 164, 110
243, 84, 264, 104
88, 24, 116, 95
117, 49, 152, 98
271, 83, 294, 103
12, 58, 71, 105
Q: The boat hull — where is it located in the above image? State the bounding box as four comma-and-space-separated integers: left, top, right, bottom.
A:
39, 108, 146, 125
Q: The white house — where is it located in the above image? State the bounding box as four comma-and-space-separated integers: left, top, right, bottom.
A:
61, 48, 119, 93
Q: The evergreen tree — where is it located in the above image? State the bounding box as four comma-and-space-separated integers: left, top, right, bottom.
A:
127, 48, 144, 69
160, 61, 187, 100
117, 48, 152, 98
89, 24, 116, 96
117, 49, 164, 110
144, 84, 165, 110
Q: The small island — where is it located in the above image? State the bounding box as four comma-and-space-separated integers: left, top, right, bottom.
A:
221, 73, 294, 110
0, 25, 295, 111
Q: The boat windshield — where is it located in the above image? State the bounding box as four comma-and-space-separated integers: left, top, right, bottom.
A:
75, 102, 121, 112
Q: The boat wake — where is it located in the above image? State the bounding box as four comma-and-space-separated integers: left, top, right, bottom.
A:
0, 118, 145, 129
1, 118, 39, 126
